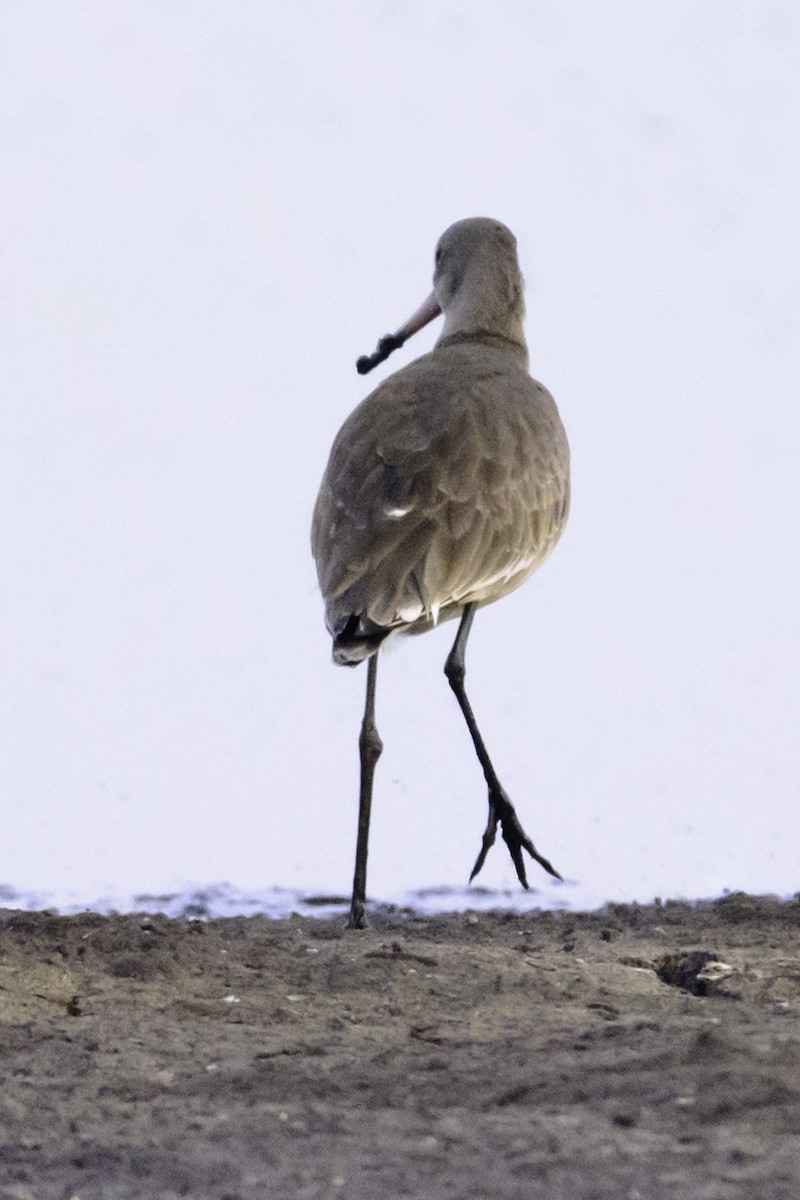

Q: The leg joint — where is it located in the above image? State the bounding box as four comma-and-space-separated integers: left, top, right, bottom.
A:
359, 720, 383, 763
444, 654, 465, 689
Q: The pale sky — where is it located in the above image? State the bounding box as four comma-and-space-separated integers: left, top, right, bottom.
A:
2, 2, 798, 911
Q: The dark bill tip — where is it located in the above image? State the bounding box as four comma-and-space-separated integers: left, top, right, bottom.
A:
355, 291, 442, 375
356, 333, 405, 375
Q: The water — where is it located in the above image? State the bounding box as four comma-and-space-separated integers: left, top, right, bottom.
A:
0, 878, 762, 921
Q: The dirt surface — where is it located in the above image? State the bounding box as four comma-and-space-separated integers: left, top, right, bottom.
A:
1, 894, 799, 1199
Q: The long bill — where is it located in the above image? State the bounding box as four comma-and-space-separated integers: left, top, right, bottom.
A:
356, 291, 442, 375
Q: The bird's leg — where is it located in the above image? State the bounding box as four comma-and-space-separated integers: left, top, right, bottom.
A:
347, 651, 383, 929
444, 603, 562, 888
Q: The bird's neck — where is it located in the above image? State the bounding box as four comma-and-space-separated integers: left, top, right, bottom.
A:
434, 260, 528, 363
435, 328, 529, 368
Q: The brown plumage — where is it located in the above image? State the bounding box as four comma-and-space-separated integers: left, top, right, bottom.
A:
312, 218, 570, 928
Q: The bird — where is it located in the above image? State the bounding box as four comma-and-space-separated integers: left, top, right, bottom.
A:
311, 217, 570, 929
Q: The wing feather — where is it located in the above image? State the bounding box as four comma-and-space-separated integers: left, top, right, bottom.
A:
311, 344, 569, 637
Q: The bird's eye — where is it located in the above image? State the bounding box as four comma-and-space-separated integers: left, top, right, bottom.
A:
435, 246, 444, 266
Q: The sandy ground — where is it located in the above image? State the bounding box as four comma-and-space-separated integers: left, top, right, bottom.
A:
0, 894, 799, 1199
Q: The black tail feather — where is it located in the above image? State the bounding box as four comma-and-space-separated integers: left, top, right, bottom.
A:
332, 614, 394, 666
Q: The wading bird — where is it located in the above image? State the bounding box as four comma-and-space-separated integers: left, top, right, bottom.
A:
312, 218, 570, 928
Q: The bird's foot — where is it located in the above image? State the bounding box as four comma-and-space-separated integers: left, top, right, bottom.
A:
346, 899, 368, 930
469, 786, 562, 887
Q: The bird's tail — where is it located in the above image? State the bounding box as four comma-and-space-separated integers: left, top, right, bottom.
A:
331, 614, 394, 667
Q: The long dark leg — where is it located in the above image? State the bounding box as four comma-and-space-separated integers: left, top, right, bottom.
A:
444, 602, 561, 887
347, 651, 383, 929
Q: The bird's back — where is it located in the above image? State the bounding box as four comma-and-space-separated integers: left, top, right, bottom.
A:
312, 339, 569, 663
